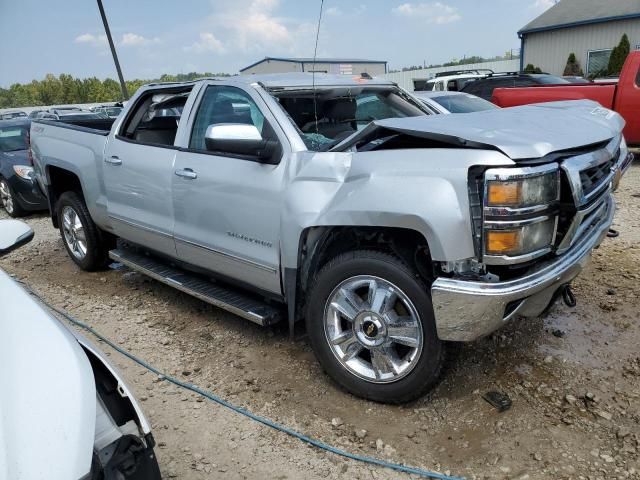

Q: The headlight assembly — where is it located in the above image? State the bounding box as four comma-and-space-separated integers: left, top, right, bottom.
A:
485, 165, 559, 210
13, 165, 34, 180
482, 164, 560, 264
485, 216, 557, 258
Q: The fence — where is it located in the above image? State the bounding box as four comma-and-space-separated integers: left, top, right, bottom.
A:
380, 59, 521, 91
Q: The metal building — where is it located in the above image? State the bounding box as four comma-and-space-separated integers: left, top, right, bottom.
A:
519, 0, 640, 77
239, 57, 387, 76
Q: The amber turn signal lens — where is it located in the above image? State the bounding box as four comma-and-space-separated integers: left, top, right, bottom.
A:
486, 230, 520, 254
487, 181, 522, 206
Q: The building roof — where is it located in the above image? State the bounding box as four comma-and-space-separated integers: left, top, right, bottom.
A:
519, 0, 640, 35
240, 56, 387, 72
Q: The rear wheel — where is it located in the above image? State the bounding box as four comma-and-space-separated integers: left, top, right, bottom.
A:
0, 177, 26, 217
306, 250, 444, 404
57, 191, 110, 271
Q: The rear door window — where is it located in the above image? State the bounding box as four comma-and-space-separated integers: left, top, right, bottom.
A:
119, 87, 192, 146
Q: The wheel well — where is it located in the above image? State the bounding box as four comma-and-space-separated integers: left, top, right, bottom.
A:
292, 226, 433, 323
47, 166, 82, 228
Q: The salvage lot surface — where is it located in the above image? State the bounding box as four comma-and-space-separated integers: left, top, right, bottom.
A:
2, 165, 640, 480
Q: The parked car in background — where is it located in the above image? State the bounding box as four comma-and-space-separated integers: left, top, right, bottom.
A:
32, 73, 629, 403
414, 69, 493, 92
0, 118, 47, 217
491, 51, 640, 145
91, 105, 124, 118
28, 109, 46, 119
0, 219, 161, 480
414, 91, 499, 114
37, 111, 109, 121
461, 72, 570, 100
49, 107, 83, 114
0, 110, 28, 120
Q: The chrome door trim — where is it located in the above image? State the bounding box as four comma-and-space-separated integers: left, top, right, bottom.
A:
174, 237, 277, 274
108, 214, 173, 239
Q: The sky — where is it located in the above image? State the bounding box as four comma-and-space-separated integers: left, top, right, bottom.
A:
0, 0, 556, 87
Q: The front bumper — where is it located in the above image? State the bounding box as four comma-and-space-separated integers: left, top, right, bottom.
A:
9, 175, 48, 211
431, 195, 614, 342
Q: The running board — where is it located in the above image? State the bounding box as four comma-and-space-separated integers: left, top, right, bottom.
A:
108, 248, 281, 326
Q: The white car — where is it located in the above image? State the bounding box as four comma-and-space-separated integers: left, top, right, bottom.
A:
413, 69, 492, 92
0, 219, 161, 480
413, 91, 499, 114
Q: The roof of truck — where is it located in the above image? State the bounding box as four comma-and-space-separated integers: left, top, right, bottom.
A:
146, 73, 395, 89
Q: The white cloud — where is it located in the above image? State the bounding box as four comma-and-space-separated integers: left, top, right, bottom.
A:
184, 32, 226, 54
203, 0, 303, 53
120, 33, 160, 47
530, 0, 557, 11
74, 33, 107, 47
392, 2, 461, 24
325, 6, 342, 16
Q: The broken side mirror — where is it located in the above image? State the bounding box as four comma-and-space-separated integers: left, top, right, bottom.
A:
0, 220, 34, 257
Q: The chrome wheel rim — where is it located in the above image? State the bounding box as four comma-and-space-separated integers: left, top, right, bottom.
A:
0, 180, 14, 214
61, 206, 87, 260
323, 275, 423, 384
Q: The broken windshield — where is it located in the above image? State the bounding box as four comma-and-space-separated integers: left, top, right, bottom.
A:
272, 86, 429, 151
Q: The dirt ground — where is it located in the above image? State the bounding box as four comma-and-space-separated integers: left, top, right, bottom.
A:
2, 164, 640, 480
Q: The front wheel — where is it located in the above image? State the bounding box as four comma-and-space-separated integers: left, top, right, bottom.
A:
0, 177, 27, 217
306, 250, 444, 404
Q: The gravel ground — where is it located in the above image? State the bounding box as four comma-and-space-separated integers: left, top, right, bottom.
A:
1, 164, 640, 480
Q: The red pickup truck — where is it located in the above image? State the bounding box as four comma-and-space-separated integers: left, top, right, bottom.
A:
493, 51, 640, 145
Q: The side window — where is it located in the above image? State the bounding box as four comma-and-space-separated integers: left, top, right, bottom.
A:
120, 87, 192, 146
189, 86, 267, 151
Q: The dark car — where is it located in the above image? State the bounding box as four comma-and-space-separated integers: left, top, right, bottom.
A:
461, 72, 570, 101
0, 119, 47, 217
0, 111, 28, 120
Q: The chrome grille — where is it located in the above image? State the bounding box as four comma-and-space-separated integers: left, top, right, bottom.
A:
557, 136, 620, 253
579, 154, 616, 197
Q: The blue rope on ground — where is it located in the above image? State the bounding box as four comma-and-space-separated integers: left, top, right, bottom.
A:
30, 288, 464, 480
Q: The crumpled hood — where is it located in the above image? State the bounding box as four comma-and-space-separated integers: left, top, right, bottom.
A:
0, 269, 95, 480
334, 100, 625, 160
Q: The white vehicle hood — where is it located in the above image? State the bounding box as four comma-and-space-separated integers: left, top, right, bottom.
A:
0, 269, 95, 480
334, 100, 625, 160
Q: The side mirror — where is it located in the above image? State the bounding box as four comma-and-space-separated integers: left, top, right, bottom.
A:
204, 124, 279, 164
0, 220, 34, 257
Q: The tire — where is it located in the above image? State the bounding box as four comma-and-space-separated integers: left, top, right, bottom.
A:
0, 177, 27, 217
306, 250, 444, 404
56, 191, 109, 271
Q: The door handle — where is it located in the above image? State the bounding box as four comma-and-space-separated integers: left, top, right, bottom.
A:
105, 155, 122, 166
175, 168, 198, 179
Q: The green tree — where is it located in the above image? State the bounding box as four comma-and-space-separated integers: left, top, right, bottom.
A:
563, 53, 584, 76
523, 63, 543, 74
0, 71, 234, 108
607, 33, 630, 76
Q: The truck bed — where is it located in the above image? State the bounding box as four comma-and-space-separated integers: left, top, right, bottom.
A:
492, 83, 617, 109
32, 117, 116, 135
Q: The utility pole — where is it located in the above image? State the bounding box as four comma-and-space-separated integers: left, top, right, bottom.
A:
96, 0, 129, 100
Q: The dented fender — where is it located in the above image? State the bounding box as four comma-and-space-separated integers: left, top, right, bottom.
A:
280, 148, 515, 268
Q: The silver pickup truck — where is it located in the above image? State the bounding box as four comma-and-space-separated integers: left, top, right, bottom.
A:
31, 74, 632, 403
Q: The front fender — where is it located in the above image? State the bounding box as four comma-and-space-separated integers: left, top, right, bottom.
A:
280, 148, 514, 268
